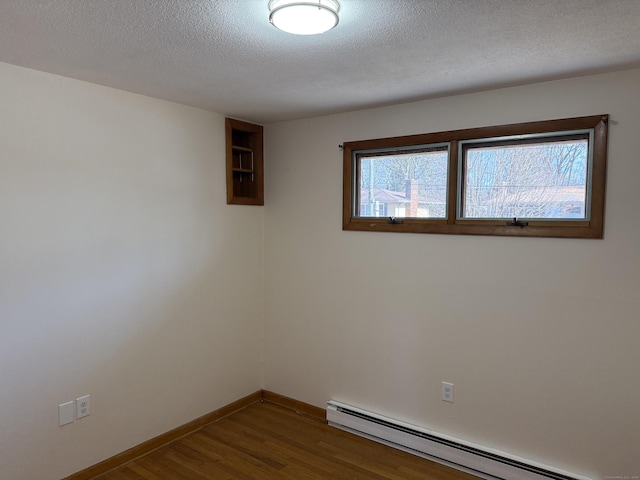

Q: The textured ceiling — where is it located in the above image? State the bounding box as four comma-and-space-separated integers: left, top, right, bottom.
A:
1, 0, 639, 123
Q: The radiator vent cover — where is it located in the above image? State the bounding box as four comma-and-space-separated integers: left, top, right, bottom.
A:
327, 400, 590, 480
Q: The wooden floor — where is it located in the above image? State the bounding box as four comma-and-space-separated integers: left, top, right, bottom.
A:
93, 401, 479, 480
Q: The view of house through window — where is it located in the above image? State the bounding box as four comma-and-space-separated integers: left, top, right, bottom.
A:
342, 115, 608, 238
357, 146, 448, 219
461, 134, 590, 220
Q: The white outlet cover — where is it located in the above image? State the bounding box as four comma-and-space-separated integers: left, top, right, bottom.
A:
76, 395, 90, 419
59, 401, 74, 426
442, 382, 454, 403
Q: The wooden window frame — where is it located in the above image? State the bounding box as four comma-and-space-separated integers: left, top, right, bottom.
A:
342, 115, 608, 239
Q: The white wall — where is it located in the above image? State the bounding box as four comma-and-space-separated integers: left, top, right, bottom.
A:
264, 69, 640, 479
2, 59, 638, 480
0, 62, 264, 480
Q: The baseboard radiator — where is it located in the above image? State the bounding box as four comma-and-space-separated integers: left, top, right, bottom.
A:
327, 400, 590, 480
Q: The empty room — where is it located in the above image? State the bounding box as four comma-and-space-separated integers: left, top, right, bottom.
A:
1, 1, 639, 479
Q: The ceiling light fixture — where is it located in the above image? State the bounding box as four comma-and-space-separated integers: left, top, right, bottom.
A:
268, 0, 340, 35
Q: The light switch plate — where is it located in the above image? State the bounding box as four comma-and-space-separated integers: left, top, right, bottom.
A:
59, 401, 74, 426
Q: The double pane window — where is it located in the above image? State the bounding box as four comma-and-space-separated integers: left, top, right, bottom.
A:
342, 115, 608, 238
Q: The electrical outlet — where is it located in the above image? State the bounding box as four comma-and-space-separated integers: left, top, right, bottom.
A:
59, 401, 74, 426
76, 395, 90, 419
442, 382, 454, 403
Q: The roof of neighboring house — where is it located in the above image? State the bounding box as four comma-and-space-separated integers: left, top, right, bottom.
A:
503, 186, 586, 204
360, 189, 406, 203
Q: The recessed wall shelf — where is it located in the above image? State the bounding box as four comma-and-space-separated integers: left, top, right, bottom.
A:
225, 118, 264, 205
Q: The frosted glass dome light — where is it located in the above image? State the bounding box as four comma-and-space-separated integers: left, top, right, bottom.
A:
268, 0, 340, 35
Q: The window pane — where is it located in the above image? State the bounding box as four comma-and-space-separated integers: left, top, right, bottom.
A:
462, 137, 589, 219
357, 147, 448, 218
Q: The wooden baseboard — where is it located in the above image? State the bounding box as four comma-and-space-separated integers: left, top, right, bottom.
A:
262, 390, 326, 421
63, 390, 262, 480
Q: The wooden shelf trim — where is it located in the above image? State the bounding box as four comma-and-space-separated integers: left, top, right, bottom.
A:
225, 117, 264, 205
232, 145, 254, 152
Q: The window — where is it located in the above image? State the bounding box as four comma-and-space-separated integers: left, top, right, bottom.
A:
342, 115, 608, 238
460, 133, 590, 220
356, 145, 448, 220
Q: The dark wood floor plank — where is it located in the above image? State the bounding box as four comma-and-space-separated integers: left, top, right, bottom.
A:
92, 401, 480, 480
179, 434, 272, 480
